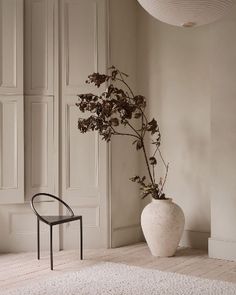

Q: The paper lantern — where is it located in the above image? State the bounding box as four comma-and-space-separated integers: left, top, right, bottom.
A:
137, 0, 235, 27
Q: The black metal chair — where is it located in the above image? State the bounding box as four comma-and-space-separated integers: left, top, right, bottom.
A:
30, 193, 83, 270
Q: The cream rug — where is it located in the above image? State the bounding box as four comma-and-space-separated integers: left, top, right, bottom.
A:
2, 262, 236, 295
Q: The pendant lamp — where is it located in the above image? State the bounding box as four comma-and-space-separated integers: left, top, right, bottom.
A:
137, 0, 235, 27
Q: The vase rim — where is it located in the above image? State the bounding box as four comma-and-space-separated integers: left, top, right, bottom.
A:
152, 197, 172, 202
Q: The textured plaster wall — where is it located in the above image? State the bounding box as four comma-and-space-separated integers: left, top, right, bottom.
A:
136, 2, 236, 253
209, 5, 236, 260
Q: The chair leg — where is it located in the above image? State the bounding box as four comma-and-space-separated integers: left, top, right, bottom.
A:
80, 217, 83, 260
50, 225, 53, 270
37, 218, 40, 260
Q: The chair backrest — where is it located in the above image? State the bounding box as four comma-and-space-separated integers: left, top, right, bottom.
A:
31, 193, 74, 222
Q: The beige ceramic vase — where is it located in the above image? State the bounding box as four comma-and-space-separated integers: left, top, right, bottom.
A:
141, 198, 185, 257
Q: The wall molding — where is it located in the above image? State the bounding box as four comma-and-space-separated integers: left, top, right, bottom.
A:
64, 0, 98, 91
0, 95, 24, 204
111, 228, 210, 250
209, 237, 236, 261
0, 0, 23, 94
25, 96, 54, 200
112, 224, 143, 248
65, 102, 99, 191
24, 0, 54, 95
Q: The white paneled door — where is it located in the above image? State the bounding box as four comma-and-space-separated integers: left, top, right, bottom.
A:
60, 0, 109, 249
0, 0, 109, 251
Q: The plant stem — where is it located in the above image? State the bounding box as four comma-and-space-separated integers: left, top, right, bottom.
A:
110, 125, 139, 139
160, 163, 169, 193
156, 147, 169, 194
111, 70, 168, 195
153, 145, 158, 157
141, 139, 154, 185
114, 72, 155, 187
137, 107, 148, 137
152, 165, 155, 183
116, 73, 135, 98
113, 73, 147, 138
113, 131, 139, 139
157, 148, 168, 169
127, 122, 141, 138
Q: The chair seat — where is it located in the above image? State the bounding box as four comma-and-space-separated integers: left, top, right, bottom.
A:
40, 215, 82, 225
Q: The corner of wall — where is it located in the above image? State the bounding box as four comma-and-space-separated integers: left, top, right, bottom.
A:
180, 230, 210, 250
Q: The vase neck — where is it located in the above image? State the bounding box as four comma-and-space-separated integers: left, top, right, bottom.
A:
152, 198, 172, 203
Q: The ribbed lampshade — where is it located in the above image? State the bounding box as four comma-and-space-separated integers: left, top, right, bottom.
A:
137, 0, 235, 27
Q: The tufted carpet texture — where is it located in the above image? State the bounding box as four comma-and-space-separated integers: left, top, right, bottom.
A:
2, 262, 236, 295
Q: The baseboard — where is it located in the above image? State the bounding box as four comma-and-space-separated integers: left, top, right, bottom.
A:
111, 224, 143, 248
180, 230, 210, 250
112, 227, 210, 250
209, 237, 236, 261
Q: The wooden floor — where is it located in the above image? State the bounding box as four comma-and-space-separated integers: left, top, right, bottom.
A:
1, 243, 236, 291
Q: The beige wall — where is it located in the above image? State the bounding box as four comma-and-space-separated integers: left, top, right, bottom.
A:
137, 6, 211, 249
137, 3, 236, 253
209, 5, 236, 260
109, 0, 143, 247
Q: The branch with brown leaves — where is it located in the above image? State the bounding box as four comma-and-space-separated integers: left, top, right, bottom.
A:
76, 66, 169, 199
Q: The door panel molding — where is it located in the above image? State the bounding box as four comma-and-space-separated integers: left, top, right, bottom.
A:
63, 0, 98, 91
25, 96, 54, 200
0, 96, 24, 204
0, 0, 23, 94
24, 0, 54, 95
65, 101, 99, 193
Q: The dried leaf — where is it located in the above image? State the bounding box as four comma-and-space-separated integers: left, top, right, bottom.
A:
149, 157, 157, 165
147, 118, 159, 135
136, 140, 143, 150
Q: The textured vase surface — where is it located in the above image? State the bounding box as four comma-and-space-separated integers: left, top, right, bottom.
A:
141, 198, 185, 257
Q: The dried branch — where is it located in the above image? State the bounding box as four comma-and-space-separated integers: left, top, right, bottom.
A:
76, 66, 169, 199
